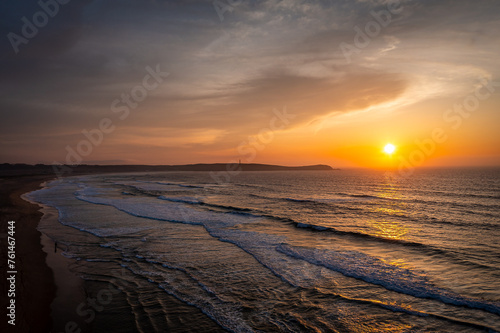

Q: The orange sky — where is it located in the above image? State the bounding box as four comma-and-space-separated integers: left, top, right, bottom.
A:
1, 1, 500, 168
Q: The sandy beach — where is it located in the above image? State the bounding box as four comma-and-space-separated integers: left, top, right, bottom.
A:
1, 174, 92, 333
0, 175, 56, 333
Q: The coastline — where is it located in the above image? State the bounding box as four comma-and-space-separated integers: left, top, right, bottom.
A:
1, 175, 89, 332
2, 173, 228, 333
30, 197, 89, 333
0, 175, 56, 333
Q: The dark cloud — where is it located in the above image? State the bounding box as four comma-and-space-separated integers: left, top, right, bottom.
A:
1, 0, 94, 61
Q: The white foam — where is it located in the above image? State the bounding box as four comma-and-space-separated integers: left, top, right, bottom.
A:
76, 185, 259, 229
158, 196, 203, 204
277, 244, 500, 315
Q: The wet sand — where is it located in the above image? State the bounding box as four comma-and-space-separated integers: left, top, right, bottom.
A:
0, 175, 56, 333
36, 207, 88, 333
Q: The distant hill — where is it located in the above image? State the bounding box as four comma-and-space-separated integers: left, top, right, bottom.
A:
159, 163, 335, 171
0, 163, 337, 177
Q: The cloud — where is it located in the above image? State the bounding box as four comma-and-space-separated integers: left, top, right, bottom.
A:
0, 0, 499, 164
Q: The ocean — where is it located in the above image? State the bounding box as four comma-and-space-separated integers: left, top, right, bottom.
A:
27, 168, 500, 332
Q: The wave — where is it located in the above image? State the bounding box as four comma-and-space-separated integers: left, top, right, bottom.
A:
246, 193, 374, 206
284, 195, 498, 229
426, 217, 499, 229
203, 202, 253, 213
290, 222, 496, 271
335, 192, 386, 200
277, 243, 500, 316
76, 187, 259, 230
157, 194, 256, 214
141, 180, 204, 189
320, 190, 499, 212
114, 181, 204, 194
335, 293, 499, 332
158, 196, 203, 204
78, 258, 117, 263
338, 192, 500, 212
52, 183, 500, 274
254, 191, 498, 225
118, 260, 252, 333
285, 196, 377, 204
296, 223, 329, 231
234, 183, 269, 190
413, 189, 500, 200
152, 191, 497, 261
207, 230, 500, 331
130, 242, 499, 332
292, 221, 426, 245
176, 184, 204, 189
412, 197, 500, 212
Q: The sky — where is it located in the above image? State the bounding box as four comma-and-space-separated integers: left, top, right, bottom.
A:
1, 0, 499, 168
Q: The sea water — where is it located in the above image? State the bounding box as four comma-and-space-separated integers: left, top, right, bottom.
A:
27, 168, 500, 332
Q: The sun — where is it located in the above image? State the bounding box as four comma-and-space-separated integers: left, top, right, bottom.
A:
383, 143, 396, 155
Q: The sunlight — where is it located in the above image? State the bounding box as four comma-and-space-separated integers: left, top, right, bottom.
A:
384, 143, 396, 155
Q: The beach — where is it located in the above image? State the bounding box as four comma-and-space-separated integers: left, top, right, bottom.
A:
1, 171, 228, 333
0, 175, 56, 333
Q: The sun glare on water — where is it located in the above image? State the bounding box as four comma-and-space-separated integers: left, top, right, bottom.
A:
384, 143, 396, 155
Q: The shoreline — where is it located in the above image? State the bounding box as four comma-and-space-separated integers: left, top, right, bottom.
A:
3, 173, 228, 333
31, 197, 89, 333
0, 175, 57, 333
